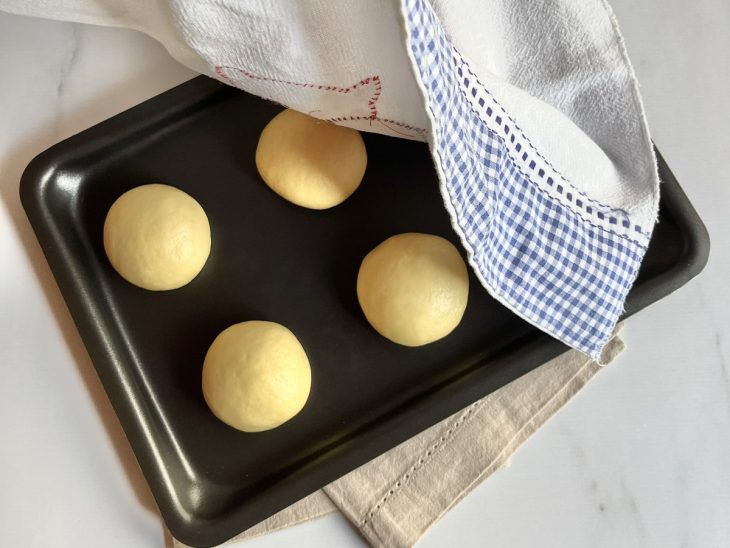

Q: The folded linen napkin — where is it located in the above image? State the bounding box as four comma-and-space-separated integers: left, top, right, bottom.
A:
172, 330, 623, 547
0, 0, 657, 359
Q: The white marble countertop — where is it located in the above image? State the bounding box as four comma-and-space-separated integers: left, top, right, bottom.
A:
1, 2, 729, 547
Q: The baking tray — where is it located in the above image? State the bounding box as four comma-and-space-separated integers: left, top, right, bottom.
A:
19, 76, 709, 547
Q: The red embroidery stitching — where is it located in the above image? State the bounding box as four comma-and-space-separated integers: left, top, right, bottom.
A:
328, 115, 428, 138
216, 66, 382, 120
214, 65, 428, 137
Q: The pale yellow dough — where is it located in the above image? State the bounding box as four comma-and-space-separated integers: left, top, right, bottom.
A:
202, 321, 311, 432
357, 233, 469, 346
103, 184, 211, 291
255, 109, 367, 209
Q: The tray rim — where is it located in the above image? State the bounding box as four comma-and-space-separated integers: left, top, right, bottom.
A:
18, 76, 710, 547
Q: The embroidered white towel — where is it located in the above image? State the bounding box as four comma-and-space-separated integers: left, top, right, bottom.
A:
172, 332, 624, 547
0, 0, 658, 359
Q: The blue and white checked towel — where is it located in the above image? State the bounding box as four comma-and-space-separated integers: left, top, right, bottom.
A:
400, 0, 657, 359
1, 0, 660, 359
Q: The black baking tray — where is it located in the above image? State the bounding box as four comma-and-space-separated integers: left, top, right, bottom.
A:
19, 76, 709, 547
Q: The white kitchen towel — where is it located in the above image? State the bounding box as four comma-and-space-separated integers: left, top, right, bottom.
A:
0, 1, 656, 356
173, 331, 624, 547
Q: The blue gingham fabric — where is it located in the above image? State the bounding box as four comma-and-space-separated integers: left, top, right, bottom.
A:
403, 0, 651, 360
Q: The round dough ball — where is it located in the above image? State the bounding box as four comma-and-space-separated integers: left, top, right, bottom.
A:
255, 109, 367, 209
202, 321, 311, 433
103, 184, 211, 291
357, 233, 469, 346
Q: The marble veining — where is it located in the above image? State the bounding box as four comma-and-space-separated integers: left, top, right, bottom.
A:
55, 25, 80, 103
695, 282, 730, 410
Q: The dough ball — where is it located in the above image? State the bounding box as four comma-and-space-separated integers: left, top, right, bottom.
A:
255, 109, 367, 209
202, 321, 311, 433
357, 233, 469, 346
103, 184, 211, 291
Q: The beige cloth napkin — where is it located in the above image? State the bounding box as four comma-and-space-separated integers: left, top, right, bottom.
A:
175, 329, 624, 547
